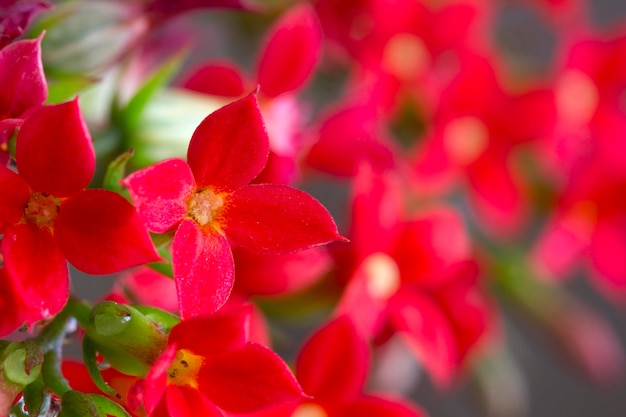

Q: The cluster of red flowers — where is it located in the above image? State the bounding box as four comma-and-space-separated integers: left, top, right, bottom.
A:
1, 0, 626, 416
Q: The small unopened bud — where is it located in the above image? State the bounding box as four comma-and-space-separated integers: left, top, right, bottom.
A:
85, 301, 169, 377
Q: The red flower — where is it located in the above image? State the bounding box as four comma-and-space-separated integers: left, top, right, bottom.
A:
140, 306, 304, 417
0, 99, 160, 335
122, 92, 345, 318
334, 165, 496, 385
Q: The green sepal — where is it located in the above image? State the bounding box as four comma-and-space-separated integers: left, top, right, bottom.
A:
133, 305, 180, 333
59, 390, 100, 417
85, 301, 168, 376
103, 149, 134, 193
88, 393, 133, 417
82, 337, 120, 399
23, 374, 45, 416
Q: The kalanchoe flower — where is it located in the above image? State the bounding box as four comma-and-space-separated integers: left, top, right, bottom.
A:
0, 34, 47, 158
0, 0, 50, 50
136, 305, 305, 416
0, 99, 160, 336
122, 92, 345, 318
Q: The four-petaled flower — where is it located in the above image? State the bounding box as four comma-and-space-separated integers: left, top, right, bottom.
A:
140, 305, 305, 417
122, 92, 345, 318
0, 99, 160, 335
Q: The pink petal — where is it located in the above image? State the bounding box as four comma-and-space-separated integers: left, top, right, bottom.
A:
122, 158, 195, 233
181, 60, 246, 97
388, 288, 458, 387
0, 166, 30, 230
223, 183, 344, 253
256, 3, 322, 97
169, 305, 250, 355
337, 395, 426, 417
295, 316, 369, 402
0, 35, 47, 119
172, 218, 234, 319
16, 99, 94, 197
54, 189, 161, 274
198, 343, 304, 413
2, 223, 69, 319
187, 92, 269, 192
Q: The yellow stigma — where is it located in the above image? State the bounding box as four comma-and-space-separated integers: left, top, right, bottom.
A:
363, 252, 401, 300
291, 403, 328, 417
24, 192, 60, 228
187, 188, 225, 227
167, 349, 203, 389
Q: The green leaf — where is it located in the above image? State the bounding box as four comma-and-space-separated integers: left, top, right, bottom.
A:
116, 49, 188, 135
23, 375, 45, 416
103, 149, 134, 193
46, 75, 97, 104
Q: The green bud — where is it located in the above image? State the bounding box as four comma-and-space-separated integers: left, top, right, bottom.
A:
85, 301, 168, 376
2, 342, 43, 387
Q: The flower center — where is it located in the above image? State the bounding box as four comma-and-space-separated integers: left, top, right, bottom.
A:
167, 349, 203, 389
291, 403, 328, 417
363, 252, 401, 300
443, 116, 489, 166
187, 188, 225, 226
24, 192, 60, 228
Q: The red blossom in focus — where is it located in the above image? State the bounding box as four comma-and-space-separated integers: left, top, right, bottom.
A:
123, 92, 345, 319
0, 99, 160, 335
138, 306, 304, 416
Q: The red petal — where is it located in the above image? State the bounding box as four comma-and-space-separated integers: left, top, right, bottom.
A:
172, 218, 234, 319
337, 395, 425, 417
256, 4, 322, 97
122, 158, 195, 233
233, 247, 331, 296
0, 166, 30, 230
181, 60, 246, 97
169, 305, 250, 355
388, 288, 458, 387
0, 268, 34, 337
589, 220, 626, 291
198, 343, 304, 413
223, 184, 344, 253
187, 92, 269, 192
16, 99, 94, 197
2, 223, 68, 318
144, 344, 176, 415
55, 189, 161, 274
165, 385, 223, 417
296, 316, 369, 402
0, 36, 47, 119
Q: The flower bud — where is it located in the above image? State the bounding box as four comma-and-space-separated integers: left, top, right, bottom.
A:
28, 1, 148, 76
85, 301, 168, 377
